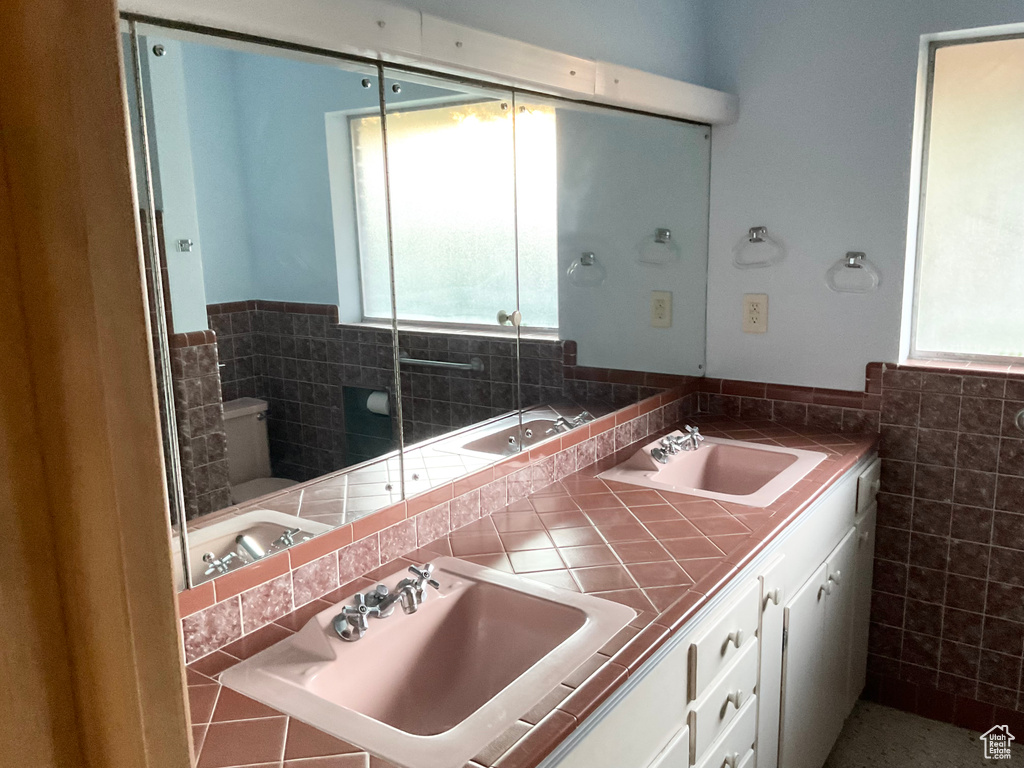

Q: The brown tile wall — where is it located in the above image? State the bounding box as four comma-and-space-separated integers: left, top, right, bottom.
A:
870, 362, 1024, 716
562, 351, 693, 411
397, 331, 563, 445
210, 301, 358, 482
169, 331, 231, 519
208, 301, 673, 481
695, 376, 882, 434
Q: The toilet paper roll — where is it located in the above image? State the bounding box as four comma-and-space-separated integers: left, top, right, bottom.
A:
366, 390, 390, 416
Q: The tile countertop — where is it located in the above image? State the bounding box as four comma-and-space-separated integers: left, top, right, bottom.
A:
184, 415, 877, 768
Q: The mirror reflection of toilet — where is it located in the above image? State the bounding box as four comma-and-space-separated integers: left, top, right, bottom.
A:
222, 397, 298, 504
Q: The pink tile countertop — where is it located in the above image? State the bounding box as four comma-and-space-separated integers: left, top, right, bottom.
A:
184, 415, 877, 768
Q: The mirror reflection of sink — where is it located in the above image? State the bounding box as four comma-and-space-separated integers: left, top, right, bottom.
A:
220, 557, 634, 768
173, 510, 331, 586
432, 406, 591, 460
456, 417, 563, 457
599, 431, 827, 508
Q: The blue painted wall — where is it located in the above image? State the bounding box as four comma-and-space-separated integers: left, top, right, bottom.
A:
182, 44, 256, 303
178, 43, 446, 310
229, 54, 374, 306
701, 0, 1024, 390
144, 37, 210, 333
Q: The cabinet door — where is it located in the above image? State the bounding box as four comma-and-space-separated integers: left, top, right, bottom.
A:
847, 503, 877, 710
822, 527, 859, 739
649, 724, 689, 768
779, 561, 829, 768
554, 640, 688, 768
756, 556, 785, 768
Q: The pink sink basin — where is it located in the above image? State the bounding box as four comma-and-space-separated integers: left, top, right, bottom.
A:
599, 432, 827, 508
220, 557, 635, 768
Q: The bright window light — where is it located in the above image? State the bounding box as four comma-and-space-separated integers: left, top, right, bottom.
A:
351, 101, 558, 329
912, 35, 1024, 360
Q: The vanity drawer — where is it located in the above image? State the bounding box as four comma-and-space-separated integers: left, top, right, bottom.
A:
693, 695, 757, 768
688, 579, 759, 701
855, 457, 881, 516
689, 639, 759, 760
648, 724, 689, 768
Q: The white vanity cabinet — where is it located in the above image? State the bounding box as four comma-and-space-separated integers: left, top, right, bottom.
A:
544, 454, 878, 768
778, 527, 858, 768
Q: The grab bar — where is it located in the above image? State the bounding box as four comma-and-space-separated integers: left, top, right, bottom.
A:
398, 352, 485, 373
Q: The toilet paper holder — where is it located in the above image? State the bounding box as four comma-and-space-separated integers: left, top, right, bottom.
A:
366, 390, 391, 416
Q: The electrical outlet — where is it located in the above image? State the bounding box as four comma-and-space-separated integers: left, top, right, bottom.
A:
651, 291, 672, 328
743, 293, 768, 333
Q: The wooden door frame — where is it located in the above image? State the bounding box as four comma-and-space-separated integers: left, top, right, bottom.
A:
0, 0, 192, 766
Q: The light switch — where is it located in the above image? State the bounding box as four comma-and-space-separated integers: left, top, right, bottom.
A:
651, 291, 672, 328
743, 294, 768, 333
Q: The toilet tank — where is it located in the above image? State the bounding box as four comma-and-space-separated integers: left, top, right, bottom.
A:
222, 397, 273, 486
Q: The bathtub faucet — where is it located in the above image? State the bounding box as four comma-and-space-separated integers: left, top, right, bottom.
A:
546, 411, 594, 435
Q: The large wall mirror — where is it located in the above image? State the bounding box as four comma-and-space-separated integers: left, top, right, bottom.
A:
380, 70, 531, 497
123, 20, 710, 591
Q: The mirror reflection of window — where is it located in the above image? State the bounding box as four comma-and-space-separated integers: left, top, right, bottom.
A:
127, 23, 712, 593
349, 101, 559, 330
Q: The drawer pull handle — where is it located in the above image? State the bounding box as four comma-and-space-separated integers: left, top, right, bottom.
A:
765, 588, 781, 607
726, 629, 744, 648
859, 530, 870, 544
726, 689, 743, 709
828, 570, 842, 586
724, 751, 741, 768
820, 580, 833, 597
869, 478, 881, 497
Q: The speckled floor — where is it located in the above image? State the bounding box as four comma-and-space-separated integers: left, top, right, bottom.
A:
824, 702, 1004, 767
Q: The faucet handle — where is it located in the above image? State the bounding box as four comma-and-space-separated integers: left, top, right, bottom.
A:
278, 527, 301, 547
408, 563, 441, 590
684, 425, 705, 443
202, 551, 239, 575
334, 592, 381, 641
650, 447, 670, 464
341, 591, 382, 619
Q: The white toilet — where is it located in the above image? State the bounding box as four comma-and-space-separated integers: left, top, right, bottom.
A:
222, 397, 298, 504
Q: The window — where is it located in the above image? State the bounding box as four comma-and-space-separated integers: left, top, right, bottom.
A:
351, 101, 558, 329
912, 34, 1024, 361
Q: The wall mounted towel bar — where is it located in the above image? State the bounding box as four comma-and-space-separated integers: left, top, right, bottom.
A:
398, 353, 485, 373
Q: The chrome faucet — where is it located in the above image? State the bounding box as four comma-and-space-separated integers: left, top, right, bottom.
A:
202, 551, 242, 576
273, 526, 302, 548
332, 563, 440, 642
679, 425, 705, 451
236, 534, 266, 561
546, 411, 594, 435
650, 425, 705, 464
